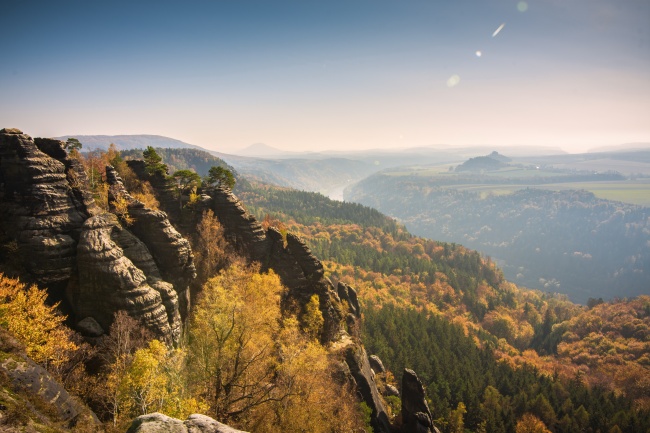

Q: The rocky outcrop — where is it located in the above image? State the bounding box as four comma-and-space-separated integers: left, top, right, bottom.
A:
126, 412, 247, 433
209, 186, 268, 260
0, 129, 97, 298
107, 165, 195, 319
338, 282, 361, 318
345, 345, 391, 433
205, 187, 346, 343
74, 213, 182, 344
369, 354, 386, 374
401, 369, 440, 433
0, 328, 100, 428
384, 384, 400, 397
286, 232, 324, 281
0, 130, 196, 343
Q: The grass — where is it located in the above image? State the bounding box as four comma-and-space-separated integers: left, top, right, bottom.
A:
540, 181, 650, 206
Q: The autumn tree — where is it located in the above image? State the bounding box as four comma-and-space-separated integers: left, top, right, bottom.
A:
172, 169, 201, 210
448, 401, 467, 433
185, 264, 285, 423
97, 311, 153, 427
118, 340, 203, 419
252, 316, 364, 433
301, 294, 324, 340
0, 274, 77, 370
515, 413, 552, 433
192, 210, 232, 284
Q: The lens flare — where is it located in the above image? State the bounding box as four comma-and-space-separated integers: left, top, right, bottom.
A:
517, 2, 528, 12
475, 50, 482, 57
446, 75, 461, 88
492, 23, 505, 37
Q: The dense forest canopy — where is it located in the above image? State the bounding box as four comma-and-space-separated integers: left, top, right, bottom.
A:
238, 179, 650, 432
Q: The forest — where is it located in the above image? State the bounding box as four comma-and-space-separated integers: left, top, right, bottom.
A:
1, 144, 648, 433
238, 179, 650, 432
345, 171, 650, 303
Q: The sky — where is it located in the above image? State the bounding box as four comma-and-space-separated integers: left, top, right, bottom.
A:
1, 0, 649, 154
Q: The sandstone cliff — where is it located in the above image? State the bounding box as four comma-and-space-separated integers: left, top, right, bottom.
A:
0, 129, 195, 344
106, 166, 196, 320
0, 128, 98, 301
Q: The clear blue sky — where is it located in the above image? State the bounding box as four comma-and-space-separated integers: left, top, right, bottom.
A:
1, 0, 648, 153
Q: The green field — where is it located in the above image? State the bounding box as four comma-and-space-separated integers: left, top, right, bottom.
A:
540, 181, 650, 206
381, 164, 650, 207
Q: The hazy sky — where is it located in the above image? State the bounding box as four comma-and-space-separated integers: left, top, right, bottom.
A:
1, 0, 649, 153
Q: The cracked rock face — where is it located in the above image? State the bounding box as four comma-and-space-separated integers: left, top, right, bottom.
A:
74, 213, 182, 344
401, 369, 440, 433
0, 129, 195, 344
107, 165, 196, 320
0, 129, 97, 293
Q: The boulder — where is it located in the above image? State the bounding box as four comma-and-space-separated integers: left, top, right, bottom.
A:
384, 384, 400, 397
369, 354, 386, 374
126, 412, 247, 433
76, 316, 105, 337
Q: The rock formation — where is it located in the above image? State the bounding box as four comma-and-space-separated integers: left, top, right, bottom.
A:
106, 165, 196, 319
338, 282, 361, 318
345, 344, 391, 433
401, 369, 440, 433
369, 354, 386, 374
74, 213, 182, 343
0, 129, 195, 343
126, 413, 247, 433
0, 129, 98, 300
208, 186, 270, 260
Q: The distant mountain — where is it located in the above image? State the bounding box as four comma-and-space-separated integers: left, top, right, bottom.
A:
54, 134, 204, 151
234, 142, 300, 158
588, 142, 650, 153
455, 153, 508, 172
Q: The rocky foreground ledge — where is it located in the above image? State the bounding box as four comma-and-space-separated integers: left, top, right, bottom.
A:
126, 413, 247, 433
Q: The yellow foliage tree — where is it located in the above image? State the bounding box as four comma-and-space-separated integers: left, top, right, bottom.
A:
250, 316, 363, 433
301, 294, 324, 341
0, 274, 77, 370
448, 401, 467, 433
515, 413, 552, 433
185, 264, 285, 423
193, 210, 232, 284
119, 340, 203, 419
185, 265, 363, 432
